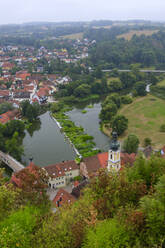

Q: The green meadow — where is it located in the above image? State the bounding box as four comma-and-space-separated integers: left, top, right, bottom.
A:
118, 94, 165, 148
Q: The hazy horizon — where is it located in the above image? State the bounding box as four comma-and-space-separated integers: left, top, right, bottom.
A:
0, 0, 165, 25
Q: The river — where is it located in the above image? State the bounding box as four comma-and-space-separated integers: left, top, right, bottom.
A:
22, 104, 110, 167
22, 112, 76, 166
67, 103, 110, 151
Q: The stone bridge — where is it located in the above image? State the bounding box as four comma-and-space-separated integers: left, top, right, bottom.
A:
0, 151, 24, 172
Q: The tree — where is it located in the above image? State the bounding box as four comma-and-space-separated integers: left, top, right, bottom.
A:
5, 132, 24, 161
4, 120, 25, 138
139, 175, 165, 246
123, 134, 139, 154
134, 81, 146, 96
101, 77, 108, 93
108, 79, 123, 92
111, 115, 128, 136
0, 183, 20, 222
121, 95, 133, 104
0, 206, 41, 248
119, 72, 136, 89
83, 219, 130, 248
13, 164, 49, 207
91, 81, 102, 94
144, 137, 152, 147
74, 84, 91, 98
99, 102, 117, 122
0, 102, 13, 115
21, 101, 41, 122
160, 124, 165, 132
103, 93, 121, 108
94, 66, 102, 79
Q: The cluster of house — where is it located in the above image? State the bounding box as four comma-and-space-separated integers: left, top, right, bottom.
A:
0, 68, 72, 124
0, 39, 95, 124
10, 133, 137, 209
11, 130, 165, 210
0, 37, 93, 70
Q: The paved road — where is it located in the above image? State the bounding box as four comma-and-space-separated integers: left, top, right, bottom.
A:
101, 69, 165, 73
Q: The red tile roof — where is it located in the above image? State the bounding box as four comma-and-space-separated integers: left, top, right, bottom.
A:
0, 90, 10, 97
97, 152, 108, 168
44, 160, 79, 178
37, 87, 49, 97
0, 110, 18, 124
53, 189, 76, 207
82, 152, 136, 177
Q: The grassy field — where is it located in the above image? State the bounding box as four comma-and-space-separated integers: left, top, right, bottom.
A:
117, 30, 159, 41
61, 32, 83, 39
157, 79, 165, 87
116, 94, 165, 149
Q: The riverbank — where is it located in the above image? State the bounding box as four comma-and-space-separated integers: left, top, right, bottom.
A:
50, 113, 81, 158
51, 106, 100, 159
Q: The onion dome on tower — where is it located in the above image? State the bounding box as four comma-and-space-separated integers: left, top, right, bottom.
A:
108, 132, 121, 172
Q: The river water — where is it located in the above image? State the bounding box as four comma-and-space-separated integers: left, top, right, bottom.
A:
67, 103, 110, 151
22, 112, 76, 166
22, 103, 110, 167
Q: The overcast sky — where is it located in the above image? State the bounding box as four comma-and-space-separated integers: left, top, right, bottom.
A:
0, 0, 165, 24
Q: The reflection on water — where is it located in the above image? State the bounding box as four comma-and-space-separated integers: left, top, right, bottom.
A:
22, 102, 110, 167
67, 103, 110, 152
22, 112, 76, 167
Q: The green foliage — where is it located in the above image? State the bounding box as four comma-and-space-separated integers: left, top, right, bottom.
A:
5, 132, 24, 161
50, 102, 63, 113
21, 101, 41, 122
160, 124, 165, 132
81, 110, 87, 114
127, 156, 165, 188
103, 93, 121, 108
53, 110, 100, 157
99, 102, 118, 122
0, 183, 20, 222
0, 206, 41, 248
74, 84, 91, 98
33, 194, 93, 248
108, 79, 123, 92
0, 120, 25, 160
111, 115, 128, 135
144, 137, 152, 147
83, 219, 130, 248
4, 119, 25, 137
123, 134, 139, 154
0, 102, 14, 115
134, 81, 147, 96
139, 175, 165, 246
121, 95, 133, 104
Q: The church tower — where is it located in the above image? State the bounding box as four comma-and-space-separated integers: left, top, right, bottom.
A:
107, 132, 121, 172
